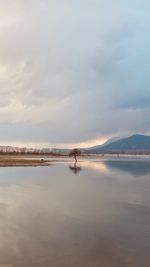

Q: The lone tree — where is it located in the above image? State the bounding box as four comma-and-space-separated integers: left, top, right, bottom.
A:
69, 148, 81, 162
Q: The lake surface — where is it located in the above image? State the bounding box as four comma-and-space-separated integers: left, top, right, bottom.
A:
0, 159, 150, 267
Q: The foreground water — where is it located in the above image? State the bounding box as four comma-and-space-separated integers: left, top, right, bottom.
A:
0, 159, 150, 266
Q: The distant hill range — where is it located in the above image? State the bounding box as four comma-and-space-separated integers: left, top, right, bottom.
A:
83, 134, 150, 154
1, 134, 150, 155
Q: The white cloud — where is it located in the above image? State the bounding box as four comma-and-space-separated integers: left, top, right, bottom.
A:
0, 0, 149, 145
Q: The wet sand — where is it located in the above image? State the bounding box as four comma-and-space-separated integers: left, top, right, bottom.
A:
0, 156, 50, 166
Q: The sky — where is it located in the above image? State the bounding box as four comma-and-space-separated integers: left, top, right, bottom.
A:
0, 0, 150, 148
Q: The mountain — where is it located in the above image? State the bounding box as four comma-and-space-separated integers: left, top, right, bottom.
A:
86, 134, 150, 154
83, 136, 123, 152
101, 136, 124, 146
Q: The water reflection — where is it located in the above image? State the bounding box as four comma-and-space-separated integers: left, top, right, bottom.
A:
104, 160, 150, 176
80, 160, 109, 174
69, 161, 82, 174
0, 161, 149, 266
79, 159, 150, 177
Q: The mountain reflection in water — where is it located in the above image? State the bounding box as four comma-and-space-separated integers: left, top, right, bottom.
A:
104, 160, 150, 176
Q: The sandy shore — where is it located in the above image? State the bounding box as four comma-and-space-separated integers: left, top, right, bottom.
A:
0, 156, 51, 167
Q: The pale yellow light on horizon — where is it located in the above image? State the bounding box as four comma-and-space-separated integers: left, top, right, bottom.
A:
63, 136, 109, 149
0, 136, 109, 149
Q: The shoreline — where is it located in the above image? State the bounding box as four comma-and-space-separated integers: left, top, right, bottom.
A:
0, 154, 150, 167
0, 156, 51, 167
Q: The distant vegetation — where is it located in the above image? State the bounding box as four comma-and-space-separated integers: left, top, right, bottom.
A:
0, 146, 69, 156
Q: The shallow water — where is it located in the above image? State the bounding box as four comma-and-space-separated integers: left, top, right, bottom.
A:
0, 159, 150, 266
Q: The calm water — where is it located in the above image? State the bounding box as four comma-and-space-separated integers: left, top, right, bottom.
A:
0, 159, 150, 266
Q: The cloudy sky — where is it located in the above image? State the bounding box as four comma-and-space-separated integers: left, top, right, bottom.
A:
0, 0, 150, 148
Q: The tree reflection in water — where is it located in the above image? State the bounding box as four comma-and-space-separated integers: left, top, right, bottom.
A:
69, 161, 82, 174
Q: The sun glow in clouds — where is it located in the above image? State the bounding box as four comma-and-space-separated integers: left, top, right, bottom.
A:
0, 136, 108, 149
65, 136, 109, 149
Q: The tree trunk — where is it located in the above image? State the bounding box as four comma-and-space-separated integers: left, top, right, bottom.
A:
74, 154, 77, 162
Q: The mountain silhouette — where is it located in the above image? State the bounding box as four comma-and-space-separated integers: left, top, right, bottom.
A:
86, 134, 150, 153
